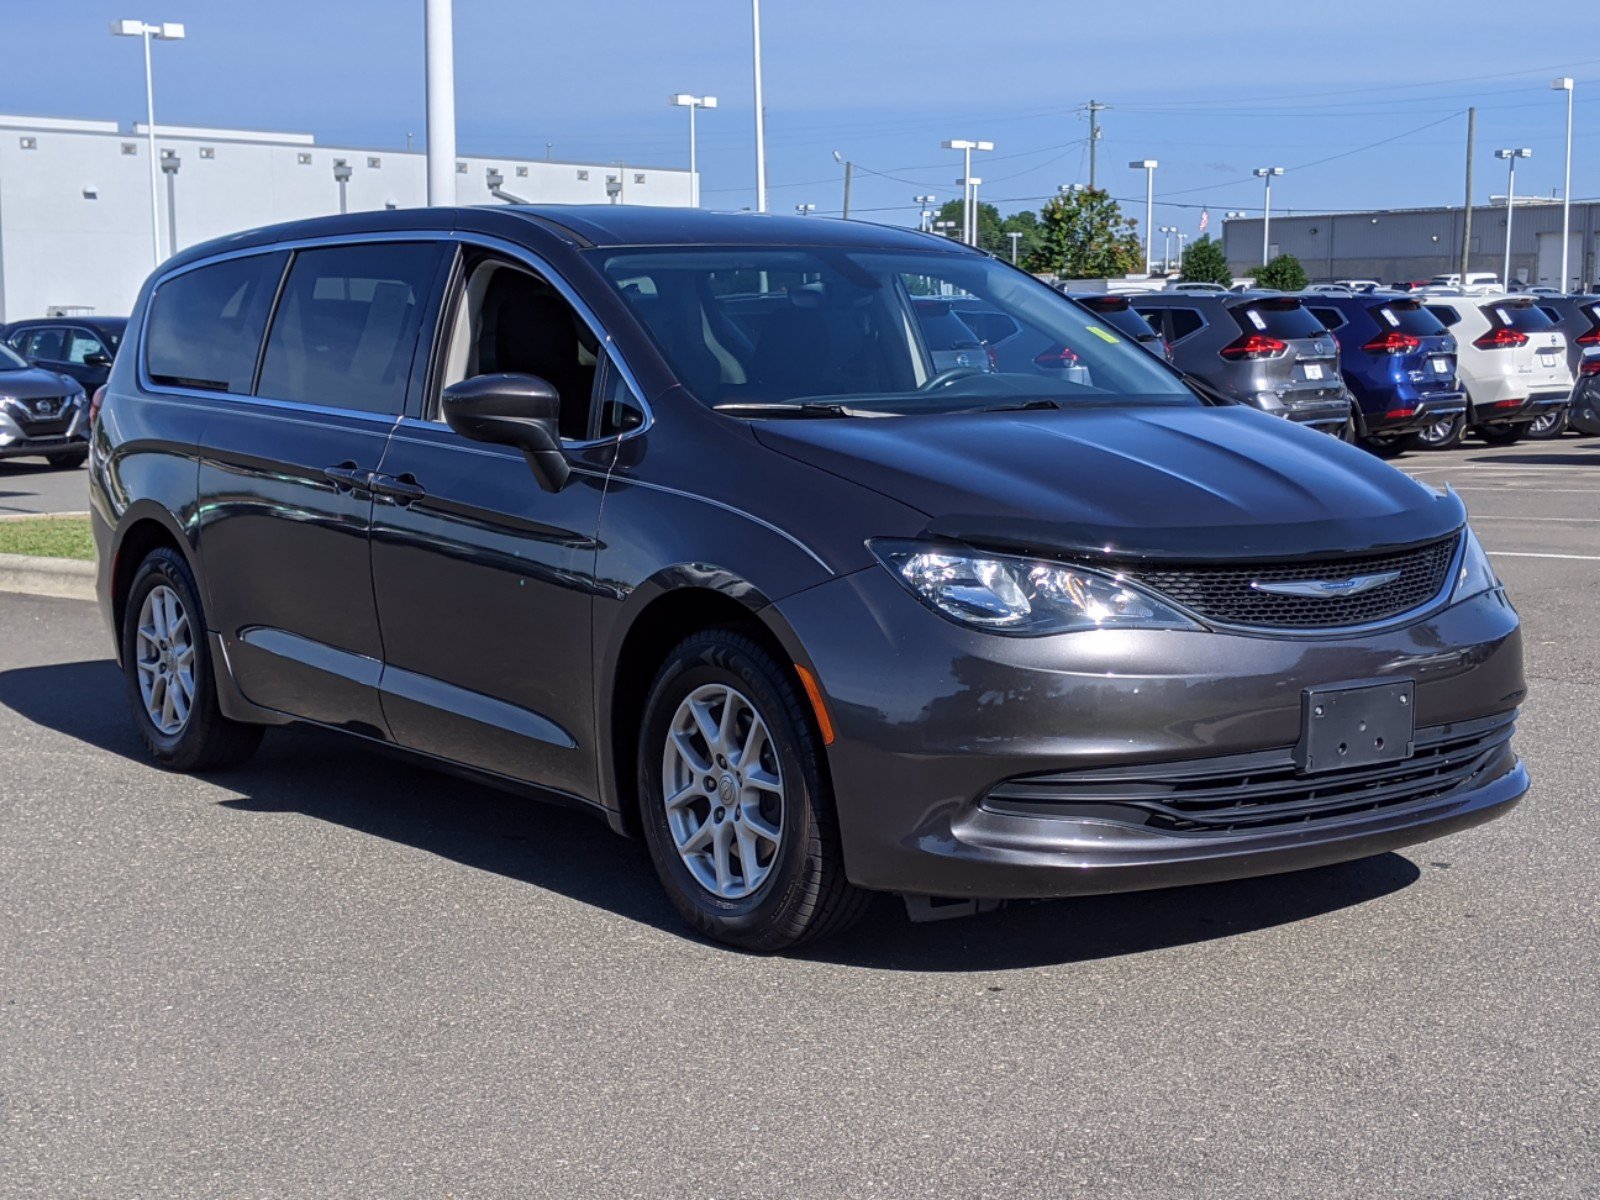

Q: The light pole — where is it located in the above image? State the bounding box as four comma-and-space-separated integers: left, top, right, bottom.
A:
606, 175, 623, 204
942, 139, 993, 245
671, 93, 717, 208
1496, 148, 1533, 288
159, 150, 179, 254
1253, 167, 1283, 265
795, 203, 816, 217
1007, 231, 1022, 264
333, 158, 352, 213
1553, 78, 1575, 289
915, 194, 937, 233
423, 0, 456, 205
832, 150, 854, 219
934, 219, 958, 239
1176, 230, 1188, 269
1158, 225, 1176, 272
111, 18, 185, 266
751, 0, 767, 212
1130, 160, 1158, 274
1058, 182, 1086, 202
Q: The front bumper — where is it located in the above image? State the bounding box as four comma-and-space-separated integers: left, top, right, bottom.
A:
774, 567, 1526, 899
0, 406, 88, 459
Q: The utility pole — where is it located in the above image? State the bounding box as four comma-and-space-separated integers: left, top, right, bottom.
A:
1087, 99, 1108, 191
834, 151, 853, 219
1460, 106, 1475, 283
424, 0, 456, 206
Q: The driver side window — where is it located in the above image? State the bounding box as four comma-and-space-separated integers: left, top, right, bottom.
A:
435, 255, 598, 440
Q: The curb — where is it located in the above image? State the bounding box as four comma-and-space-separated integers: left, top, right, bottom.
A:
0, 552, 96, 602
0, 510, 91, 522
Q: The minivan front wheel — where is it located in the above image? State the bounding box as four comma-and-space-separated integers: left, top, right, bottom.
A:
637, 629, 869, 951
121, 547, 262, 772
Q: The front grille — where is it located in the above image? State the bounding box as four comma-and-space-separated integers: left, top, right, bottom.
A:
14, 412, 73, 436
1126, 535, 1459, 630
982, 712, 1516, 833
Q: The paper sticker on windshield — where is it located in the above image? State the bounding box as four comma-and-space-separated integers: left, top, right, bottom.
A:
1085, 324, 1120, 344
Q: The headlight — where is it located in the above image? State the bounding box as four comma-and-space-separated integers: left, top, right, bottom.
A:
1451, 526, 1499, 604
872, 541, 1199, 636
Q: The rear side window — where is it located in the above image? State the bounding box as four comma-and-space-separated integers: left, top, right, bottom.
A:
65, 329, 107, 364
957, 308, 1021, 345
1166, 308, 1205, 341
146, 253, 287, 393
1488, 303, 1556, 333
1097, 306, 1161, 344
1370, 302, 1446, 336
1425, 304, 1460, 328
1308, 307, 1345, 331
22, 327, 66, 361
1231, 300, 1326, 340
257, 243, 440, 414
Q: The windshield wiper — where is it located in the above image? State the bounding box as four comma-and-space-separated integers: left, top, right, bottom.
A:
957, 398, 1062, 414
713, 401, 891, 418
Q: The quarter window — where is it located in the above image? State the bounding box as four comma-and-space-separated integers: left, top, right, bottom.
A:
65, 329, 108, 364
146, 253, 287, 393
257, 243, 439, 414
1166, 308, 1205, 341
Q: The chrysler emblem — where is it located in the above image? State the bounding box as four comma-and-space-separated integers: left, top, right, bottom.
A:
1251, 570, 1402, 598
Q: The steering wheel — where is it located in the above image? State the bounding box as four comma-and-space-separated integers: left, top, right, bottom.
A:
918, 365, 988, 392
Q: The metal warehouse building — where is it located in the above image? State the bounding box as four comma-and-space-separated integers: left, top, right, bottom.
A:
0, 114, 694, 322
1222, 199, 1600, 290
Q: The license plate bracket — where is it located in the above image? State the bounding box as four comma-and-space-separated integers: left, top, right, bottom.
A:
1295, 680, 1415, 774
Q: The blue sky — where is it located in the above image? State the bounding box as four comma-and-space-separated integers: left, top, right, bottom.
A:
4, 0, 1599, 235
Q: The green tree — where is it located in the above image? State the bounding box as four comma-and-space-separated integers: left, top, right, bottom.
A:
1025, 188, 1143, 279
1179, 234, 1232, 286
994, 210, 1043, 262
1252, 253, 1309, 291
935, 198, 1002, 250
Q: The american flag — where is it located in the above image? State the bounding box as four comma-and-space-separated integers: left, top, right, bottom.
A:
1198, 209, 1210, 232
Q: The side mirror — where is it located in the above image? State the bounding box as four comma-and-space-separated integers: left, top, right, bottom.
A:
83, 351, 113, 368
441, 372, 571, 493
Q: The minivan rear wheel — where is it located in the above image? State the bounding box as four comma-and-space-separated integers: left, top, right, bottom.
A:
121, 547, 262, 772
637, 629, 869, 952
1417, 413, 1466, 450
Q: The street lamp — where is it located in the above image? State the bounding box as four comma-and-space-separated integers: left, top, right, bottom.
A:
1253, 167, 1284, 265
1129, 160, 1158, 274
914, 194, 937, 233
1495, 148, 1533, 287
1158, 225, 1177, 272
1059, 182, 1087, 197
1007, 230, 1022, 264
159, 150, 179, 254
1225, 210, 1248, 219
934, 219, 958, 239
942, 139, 993, 245
606, 175, 623, 204
333, 158, 352, 214
795, 202, 816, 216
751, 0, 767, 211
111, 18, 185, 265
670, 93, 717, 208
1552, 78, 1575, 289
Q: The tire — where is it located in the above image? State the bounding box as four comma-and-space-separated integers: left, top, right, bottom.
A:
1362, 431, 1423, 459
46, 449, 88, 469
1334, 416, 1358, 443
1476, 423, 1528, 447
1417, 412, 1466, 451
121, 546, 262, 772
637, 628, 870, 952
1526, 407, 1569, 439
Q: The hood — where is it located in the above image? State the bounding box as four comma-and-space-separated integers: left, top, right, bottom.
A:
753, 405, 1464, 562
0, 368, 79, 401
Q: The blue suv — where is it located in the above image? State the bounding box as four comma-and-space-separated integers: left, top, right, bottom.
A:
1304, 294, 1467, 456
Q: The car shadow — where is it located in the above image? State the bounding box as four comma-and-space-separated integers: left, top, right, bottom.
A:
0, 658, 1423, 971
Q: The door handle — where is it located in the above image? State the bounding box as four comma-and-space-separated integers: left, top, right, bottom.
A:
323, 462, 375, 493
369, 472, 427, 505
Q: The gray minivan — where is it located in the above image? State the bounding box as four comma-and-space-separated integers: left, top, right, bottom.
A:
90, 206, 1527, 951
1133, 292, 1353, 434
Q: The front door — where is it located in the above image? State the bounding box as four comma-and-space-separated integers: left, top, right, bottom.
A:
370, 250, 612, 798
195, 240, 448, 732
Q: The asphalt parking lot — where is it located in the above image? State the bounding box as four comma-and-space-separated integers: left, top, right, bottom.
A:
1, 437, 1596, 1198
0, 459, 89, 516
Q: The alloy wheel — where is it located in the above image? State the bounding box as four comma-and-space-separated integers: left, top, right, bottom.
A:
660, 683, 785, 899
135, 584, 196, 736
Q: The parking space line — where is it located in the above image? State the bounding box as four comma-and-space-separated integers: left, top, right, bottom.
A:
1486, 551, 1600, 561
1470, 515, 1600, 523
1450, 486, 1600, 496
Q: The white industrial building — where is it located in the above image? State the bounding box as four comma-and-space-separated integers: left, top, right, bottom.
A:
0, 113, 695, 321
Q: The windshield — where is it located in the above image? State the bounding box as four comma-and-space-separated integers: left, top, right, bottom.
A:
0, 344, 27, 371
1370, 301, 1448, 337
1231, 298, 1327, 340
594, 247, 1193, 414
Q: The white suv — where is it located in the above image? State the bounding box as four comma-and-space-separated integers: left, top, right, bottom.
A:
1419, 294, 1572, 447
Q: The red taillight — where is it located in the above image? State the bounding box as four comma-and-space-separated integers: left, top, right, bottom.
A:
1362, 331, 1421, 355
1034, 345, 1082, 368
1219, 333, 1287, 360
89, 385, 106, 426
1580, 357, 1600, 376
1575, 326, 1600, 346
1386, 407, 1417, 418
1492, 398, 1525, 409
1473, 327, 1528, 350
